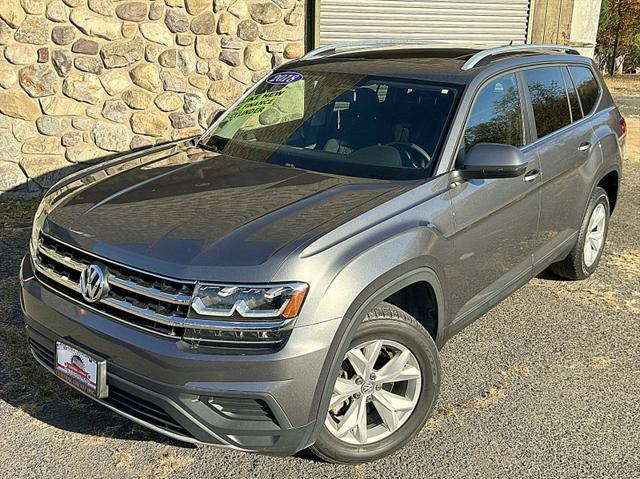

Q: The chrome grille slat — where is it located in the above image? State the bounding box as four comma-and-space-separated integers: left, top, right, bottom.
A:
32, 275, 180, 339
38, 241, 86, 272
104, 297, 293, 331
34, 234, 194, 336
102, 297, 189, 329
38, 237, 191, 306
107, 275, 192, 305
40, 232, 196, 286
34, 261, 82, 293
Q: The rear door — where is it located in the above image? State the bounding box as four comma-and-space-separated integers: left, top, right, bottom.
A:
447, 72, 542, 326
521, 65, 602, 266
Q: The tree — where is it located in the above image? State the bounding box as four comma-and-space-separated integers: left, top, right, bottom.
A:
597, 0, 640, 74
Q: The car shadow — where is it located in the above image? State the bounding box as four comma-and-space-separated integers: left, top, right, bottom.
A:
293, 448, 324, 462
536, 268, 567, 281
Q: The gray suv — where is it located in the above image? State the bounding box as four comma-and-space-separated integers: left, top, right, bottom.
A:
20, 43, 625, 464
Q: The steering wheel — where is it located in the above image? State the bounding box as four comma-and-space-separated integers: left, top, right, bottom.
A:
385, 142, 432, 169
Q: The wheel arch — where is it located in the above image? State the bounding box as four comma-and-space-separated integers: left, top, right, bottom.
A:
581, 165, 620, 221
596, 169, 619, 213
342, 263, 446, 346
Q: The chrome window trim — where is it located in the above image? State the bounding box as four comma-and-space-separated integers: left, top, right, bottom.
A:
440, 59, 603, 175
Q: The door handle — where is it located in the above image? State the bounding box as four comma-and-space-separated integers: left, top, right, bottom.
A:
523, 169, 540, 182
578, 142, 591, 152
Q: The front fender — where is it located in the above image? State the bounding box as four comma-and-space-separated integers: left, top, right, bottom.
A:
308, 225, 448, 325
299, 257, 446, 449
280, 176, 455, 331
291, 223, 451, 449
271, 178, 455, 449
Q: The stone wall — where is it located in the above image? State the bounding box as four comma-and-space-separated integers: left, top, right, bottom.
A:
0, 0, 304, 196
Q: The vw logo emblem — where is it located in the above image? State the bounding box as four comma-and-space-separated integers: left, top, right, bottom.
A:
79, 264, 108, 303
360, 381, 374, 396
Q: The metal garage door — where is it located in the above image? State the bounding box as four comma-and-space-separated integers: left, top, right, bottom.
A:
318, 0, 531, 46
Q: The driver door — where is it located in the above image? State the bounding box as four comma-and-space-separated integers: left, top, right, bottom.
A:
445, 72, 542, 329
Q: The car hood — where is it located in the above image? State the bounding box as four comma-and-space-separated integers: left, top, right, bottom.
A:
43, 142, 407, 280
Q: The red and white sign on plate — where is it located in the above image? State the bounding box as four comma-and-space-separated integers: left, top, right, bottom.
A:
55, 342, 107, 398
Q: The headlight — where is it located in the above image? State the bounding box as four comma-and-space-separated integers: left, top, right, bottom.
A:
190, 282, 308, 319
185, 282, 308, 348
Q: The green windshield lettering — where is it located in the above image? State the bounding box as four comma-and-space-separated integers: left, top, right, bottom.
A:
225, 90, 286, 121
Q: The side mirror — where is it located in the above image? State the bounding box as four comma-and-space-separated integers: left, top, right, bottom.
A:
454, 143, 528, 181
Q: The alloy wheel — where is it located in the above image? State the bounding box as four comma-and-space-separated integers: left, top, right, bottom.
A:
325, 339, 422, 445
583, 203, 606, 267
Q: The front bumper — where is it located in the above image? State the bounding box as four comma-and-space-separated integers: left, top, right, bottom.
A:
20, 255, 340, 455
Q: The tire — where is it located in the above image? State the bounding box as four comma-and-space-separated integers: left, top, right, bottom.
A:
551, 187, 610, 280
309, 302, 441, 464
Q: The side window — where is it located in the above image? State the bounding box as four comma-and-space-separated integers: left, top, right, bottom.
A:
463, 73, 524, 150
562, 67, 583, 122
523, 66, 572, 139
569, 66, 600, 115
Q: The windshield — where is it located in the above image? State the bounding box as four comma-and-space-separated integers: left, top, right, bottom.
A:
200, 68, 460, 180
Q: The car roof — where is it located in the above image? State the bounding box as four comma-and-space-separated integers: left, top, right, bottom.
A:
287, 49, 480, 85
284, 44, 590, 86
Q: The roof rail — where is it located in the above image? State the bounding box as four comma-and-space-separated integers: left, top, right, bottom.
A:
302, 40, 478, 61
461, 44, 580, 70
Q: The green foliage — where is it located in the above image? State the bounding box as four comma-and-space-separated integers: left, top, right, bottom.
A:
625, 33, 640, 69
597, 0, 640, 73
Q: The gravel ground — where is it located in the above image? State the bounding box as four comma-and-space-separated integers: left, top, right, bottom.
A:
0, 104, 638, 479
608, 75, 640, 116
616, 96, 640, 117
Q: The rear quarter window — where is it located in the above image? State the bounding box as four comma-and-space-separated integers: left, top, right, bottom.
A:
569, 66, 600, 115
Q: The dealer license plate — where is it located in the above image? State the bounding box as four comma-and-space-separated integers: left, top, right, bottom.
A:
54, 341, 108, 398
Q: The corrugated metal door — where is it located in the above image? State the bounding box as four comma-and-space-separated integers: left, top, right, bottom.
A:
318, 0, 531, 46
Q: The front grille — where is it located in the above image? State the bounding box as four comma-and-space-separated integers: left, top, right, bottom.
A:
28, 337, 193, 439
33, 233, 194, 338
32, 233, 293, 349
